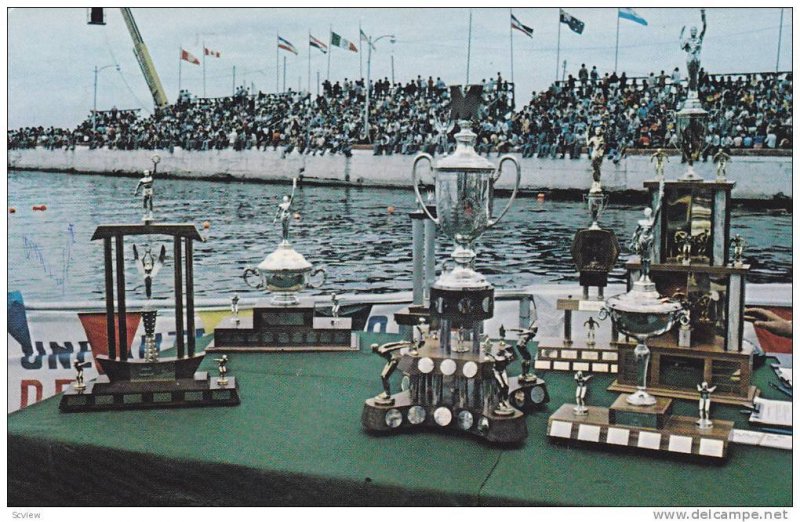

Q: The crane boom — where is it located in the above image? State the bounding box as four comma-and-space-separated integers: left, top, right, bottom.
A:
119, 8, 168, 108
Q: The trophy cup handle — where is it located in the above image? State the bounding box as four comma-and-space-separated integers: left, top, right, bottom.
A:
487, 155, 522, 229
411, 153, 438, 224
242, 267, 264, 289
598, 306, 610, 321
307, 267, 326, 289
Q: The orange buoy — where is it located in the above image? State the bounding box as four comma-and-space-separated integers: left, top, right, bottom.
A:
202, 221, 211, 229
32, 204, 47, 211
9, 207, 16, 214
387, 206, 396, 215
293, 212, 301, 220
536, 193, 545, 201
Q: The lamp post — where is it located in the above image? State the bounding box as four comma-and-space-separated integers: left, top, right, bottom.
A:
93, 64, 120, 131
363, 33, 395, 143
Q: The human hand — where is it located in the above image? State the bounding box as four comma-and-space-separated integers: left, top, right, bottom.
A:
744, 307, 792, 338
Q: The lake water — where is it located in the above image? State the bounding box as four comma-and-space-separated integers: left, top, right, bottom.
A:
8, 170, 792, 303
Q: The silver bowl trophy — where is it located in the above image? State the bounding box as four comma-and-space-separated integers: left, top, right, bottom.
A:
243, 178, 326, 305
602, 177, 685, 406
213, 178, 355, 352
362, 85, 548, 444
676, 9, 709, 181
60, 157, 241, 412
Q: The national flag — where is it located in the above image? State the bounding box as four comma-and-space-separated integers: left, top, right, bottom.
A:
559, 9, 585, 34
309, 34, 328, 54
278, 36, 298, 55
204, 47, 221, 58
330, 31, 358, 52
360, 28, 375, 50
181, 48, 200, 65
511, 13, 534, 38
619, 8, 648, 26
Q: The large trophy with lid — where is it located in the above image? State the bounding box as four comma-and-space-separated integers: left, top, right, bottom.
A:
362, 85, 548, 444
212, 178, 356, 352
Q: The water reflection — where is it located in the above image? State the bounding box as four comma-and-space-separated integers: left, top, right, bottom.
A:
8, 170, 792, 302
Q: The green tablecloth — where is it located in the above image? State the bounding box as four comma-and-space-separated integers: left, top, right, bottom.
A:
8, 333, 791, 507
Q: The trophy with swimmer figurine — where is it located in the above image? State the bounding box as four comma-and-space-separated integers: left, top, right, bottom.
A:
212, 177, 356, 352
676, 9, 709, 181
573, 126, 620, 300
134, 155, 160, 223
60, 156, 241, 412
362, 84, 547, 444
546, 175, 735, 461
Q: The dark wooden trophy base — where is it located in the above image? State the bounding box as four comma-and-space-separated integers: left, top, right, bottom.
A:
59, 372, 240, 413
548, 394, 733, 460
212, 301, 356, 352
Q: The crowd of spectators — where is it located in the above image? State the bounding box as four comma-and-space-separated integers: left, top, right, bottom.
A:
8, 67, 792, 162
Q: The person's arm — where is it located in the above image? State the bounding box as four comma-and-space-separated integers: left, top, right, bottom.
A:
744, 307, 792, 338
699, 10, 707, 41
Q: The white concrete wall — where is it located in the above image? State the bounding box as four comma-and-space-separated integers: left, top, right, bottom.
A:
8, 147, 791, 199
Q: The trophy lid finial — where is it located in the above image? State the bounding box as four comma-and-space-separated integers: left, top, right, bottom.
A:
449, 84, 483, 122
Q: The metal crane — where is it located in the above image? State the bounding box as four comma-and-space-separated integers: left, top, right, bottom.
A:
88, 8, 169, 109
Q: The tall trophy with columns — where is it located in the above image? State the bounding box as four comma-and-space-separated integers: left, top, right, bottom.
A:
362, 85, 548, 444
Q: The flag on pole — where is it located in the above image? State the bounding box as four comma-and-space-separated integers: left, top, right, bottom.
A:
511, 13, 534, 38
331, 31, 358, 52
619, 8, 648, 26
181, 49, 200, 65
559, 9, 585, 34
310, 34, 328, 54
278, 36, 298, 55
204, 47, 221, 58
359, 28, 375, 49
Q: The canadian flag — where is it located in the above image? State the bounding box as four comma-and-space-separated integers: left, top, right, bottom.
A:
204, 47, 221, 58
181, 49, 200, 65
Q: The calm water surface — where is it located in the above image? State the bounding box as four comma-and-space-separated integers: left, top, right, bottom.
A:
8, 170, 792, 303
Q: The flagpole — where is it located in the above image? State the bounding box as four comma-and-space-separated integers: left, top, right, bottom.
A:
178, 46, 182, 96
776, 8, 784, 72
276, 34, 280, 93
359, 20, 363, 80
466, 9, 472, 84
509, 9, 515, 85
202, 39, 206, 97
283, 56, 287, 92
232, 65, 235, 95
308, 31, 312, 93
614, 8, 620, 73
327, 25, 332, 81
556, 10, 561, 83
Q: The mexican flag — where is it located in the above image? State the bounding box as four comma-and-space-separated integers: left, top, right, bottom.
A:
330, 31, 358, 52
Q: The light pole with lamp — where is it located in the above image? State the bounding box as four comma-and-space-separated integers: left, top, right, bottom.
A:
363, 32, 395, 143
93, 64, 120, 131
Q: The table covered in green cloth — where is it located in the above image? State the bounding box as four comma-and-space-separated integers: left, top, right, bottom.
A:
8, 333, 791, 507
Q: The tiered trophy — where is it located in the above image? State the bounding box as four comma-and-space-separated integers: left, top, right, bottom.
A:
60, 157, 240, 412
546, 174, 735, 461
212, 178, 356, 352
535, 146, 620, 374
362, 85, 548, 444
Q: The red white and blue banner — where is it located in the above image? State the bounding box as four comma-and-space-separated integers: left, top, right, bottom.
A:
278, 35, 298, 55
511, 13, 534, 38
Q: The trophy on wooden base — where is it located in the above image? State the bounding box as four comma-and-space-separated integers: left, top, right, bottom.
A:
547, 175, 735, 461
60, 159, 240, 412
212, 178, 356, 352
362, 85, 548, 445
